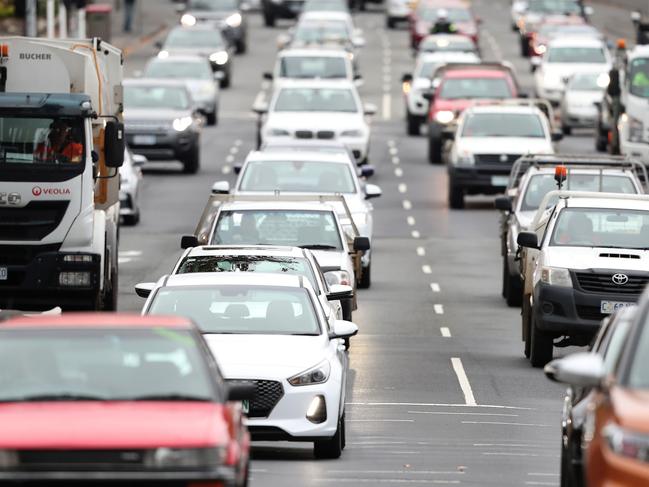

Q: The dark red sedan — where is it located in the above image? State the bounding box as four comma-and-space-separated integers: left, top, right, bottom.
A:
0, 313, 253, 486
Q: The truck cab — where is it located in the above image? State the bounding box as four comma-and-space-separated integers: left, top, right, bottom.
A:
617, 45, 649, 163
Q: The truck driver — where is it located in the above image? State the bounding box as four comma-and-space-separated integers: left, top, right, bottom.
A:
34, 119, 83, 163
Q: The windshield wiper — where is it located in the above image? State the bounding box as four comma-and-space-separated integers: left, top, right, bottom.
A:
126, 394, 212, 401
299, 244, 338, 250
1, 393, 108, 402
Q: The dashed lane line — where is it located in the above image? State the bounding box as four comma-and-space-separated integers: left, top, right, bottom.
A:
407, 215, 415, 225
422, 265, 432, 274
411, 230, 420, 238
434, 304, 444, 314
408, 411, 517, 417
440, 327, 451, 337
398, 183, 408, 193
416, 246, 426, 256
403, 200, 412, 210
394, 167, 403, 177
430, 283, 440, 292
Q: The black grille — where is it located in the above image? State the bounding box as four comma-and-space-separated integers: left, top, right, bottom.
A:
295, 130, 314, 139
474, 154, 520, 165
0, 201, 69, 241
0, 244, 60, 265
18, 450, 146, 471
316, 130, 335, 139
574, 271, 649, 295
576, 305, 606, 321
229, 379, 283, 418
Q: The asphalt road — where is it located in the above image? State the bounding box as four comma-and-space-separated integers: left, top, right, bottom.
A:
116, 1, 640, 485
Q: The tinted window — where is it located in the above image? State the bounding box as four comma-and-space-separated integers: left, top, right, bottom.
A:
440, 77, 513, 99
462, 113, 546, 138
240, 161, 356, 193
280, 56, 348, 79
189, 0, 239, 10
294, 21, 350, 42
273, 88, 358, 112
547, 47, 607, 63
418, 7, 471, 22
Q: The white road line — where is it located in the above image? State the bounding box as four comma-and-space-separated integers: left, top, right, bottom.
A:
383, 83, 391, 92
392, 156, 400, 164
119, 250, 142, 257
430, 283, 440, 292
387, 140, 396, 147
382, 93, 391, 120
411, 230, 420, 238
315, 479, 460, 484
525, 482, 559, 486
403, 200, 412, 210
451, 357, 477, 406
398, 183, 407, 193
474, 443, 546, 448
408, 411, 517, 417
348, 419, 415, 423
528, 474, 560, 477
226, 154, 235, 163
347, 402, 533, 410
234, 139, 242, 146
394, 167, 403, 177
482, 29, 503, 61
465, 421, 550, 427
326, 470, 463, 476
416, 246, 426, 256
118, 257, 132, 264
407, 215, 415, 225
422, 264, 432, 274
440, 327, 451, 337
389, 147, 398, 156
484, 452, 541, 457
229, 146, 239, 154
434, 304, 444, 314
222, 165, 231, 174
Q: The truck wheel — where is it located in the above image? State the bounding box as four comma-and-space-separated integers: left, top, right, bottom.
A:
123, 210, 140, 226
530, 316, 553, 368
183, 146, 200, 174
314, 415, 343, 459
236, 39, 247, 54
448, 183, 464, 209
520, 36, 529, 57
504, 260, 522, 307
207, 106, 218, 126
406, 112, 420, 136
341, 298, 353, 322
428, 134, 442, 164
358, 262, 371, 289
522, 296, 531, 358
264, 11, 275, 27
220, 71, 231, 89
561, 124, 572, 136
102, 262, 118, 311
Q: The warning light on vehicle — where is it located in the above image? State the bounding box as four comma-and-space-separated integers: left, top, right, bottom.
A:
0, 44, 9, 58
554, 165, 567, 189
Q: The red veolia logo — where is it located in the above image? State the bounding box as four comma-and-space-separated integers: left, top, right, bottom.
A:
31, 186, 70, 197
32, 186, 42, 196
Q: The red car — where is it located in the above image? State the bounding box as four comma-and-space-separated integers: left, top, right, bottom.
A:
409, 0, 480, 50
0, 313, 253, 486
425, 63, 521, 163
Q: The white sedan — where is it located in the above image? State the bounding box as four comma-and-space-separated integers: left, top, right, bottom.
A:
140, 272, 358, 459
255, 80, 376, 164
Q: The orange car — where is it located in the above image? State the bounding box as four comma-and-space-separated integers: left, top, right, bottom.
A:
545, 291, 649, 487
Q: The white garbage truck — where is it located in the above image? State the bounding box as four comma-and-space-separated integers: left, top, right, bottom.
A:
0, 36, 125, 311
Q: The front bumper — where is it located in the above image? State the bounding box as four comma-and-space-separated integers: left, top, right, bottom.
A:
620, 139, 649, 164
0, 246, 101, 311
126, 130, 199, 162
263, 135, 368, 162
448, 164, 512, 195
262, 0, 304, 18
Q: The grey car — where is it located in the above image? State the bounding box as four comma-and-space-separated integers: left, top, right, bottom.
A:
178, 0, 249, 54
119, 148, 145, 226
144, 55, 220, 126
124, 79, 202, 174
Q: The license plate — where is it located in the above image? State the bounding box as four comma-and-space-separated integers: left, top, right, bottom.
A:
0, 267, 6, 281
491, 176, 509, 187
133, 135, 156, 145
241, 400, 250, 415
600, 300, 634, 315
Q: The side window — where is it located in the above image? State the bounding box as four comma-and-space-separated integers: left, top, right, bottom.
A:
602, 321, 632, 374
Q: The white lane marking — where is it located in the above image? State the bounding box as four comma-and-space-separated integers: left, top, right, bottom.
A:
484, 452, 541, 457
411, 230, 420, 238
525, 482, 559, 486
482, 29, 503, 61
440, 327, 451, 337
528, 474, 560, 477
422, 265, 432, 274
387, 140, 396, 147
250, 468, 268, 473
408, 411, 517, 417
383, 83, 391, 92
430, 283, 440, 292
474, 443, 546, 447
434, 304, 444, 314
398, 183, 407, 193
315, 480, 460, 485
118, 257, 132, 264
226, 154, 235, 163
229, 146, 239, 154
382, 93, 392, 120
119, 250, 142, 257
465, 421, 550, 427
234, 139, 242, 146
347, 402, 532, 410
389, 147, 398, 156
382, 64, 391, 73
222, 165, 231, 174
416, 246, 426, 256
403, 200, 412, 210
392, 156, 400, 164
326, 470, 463, 476
407, 215, 416, 226
394, 167, 403, 177
348, 419, 414, 422
451, 357, 477, 406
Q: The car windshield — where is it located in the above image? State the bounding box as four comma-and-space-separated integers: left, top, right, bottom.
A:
294, 22, 350, 43
240, 161, 356, 193
188, 0, 239, 10
568, 72, 608, 91
439, 77, 513, 99
419, 37, 476, 53
0, 328, 216, 402
629, 58, 649, 98
280, 56, 348, 79
273, 87, 358, 112
0, 116, 85, 166
165, 28, 225, 48
550, 208, 649, 249
546, 47, 607, 63
124, 85, 190, 110
176, 255, 318, 289
462, 113, 545, 138
148, 286, 321, 335
521, 174, 637, 211
547, 25, 599, 39
418, 7, 471, 22
145, 60, 212, 80
527, 0, 581, 14
212, 209, 343, 249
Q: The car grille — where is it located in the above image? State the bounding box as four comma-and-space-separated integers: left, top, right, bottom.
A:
474, 154, 521, 165
317, 130, 335, 139
0, 201, 69, 241
294, 130, 336, 140
17, 450, 146, 471
574, 271, 649, 295
229, 379, 284, 418
0, 244, 61, 266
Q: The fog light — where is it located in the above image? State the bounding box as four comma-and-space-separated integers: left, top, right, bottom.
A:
59, 271, 91, 287
306, 395, 327, 424
542, 302, 554, 315
63, 254, 93, 263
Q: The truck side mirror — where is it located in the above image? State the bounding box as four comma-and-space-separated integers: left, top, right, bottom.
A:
517, 231, 539, 249
353, 236, 370, 251
181, 235, 199, 249
104, 121, 125, 168
494, 196, 512, 212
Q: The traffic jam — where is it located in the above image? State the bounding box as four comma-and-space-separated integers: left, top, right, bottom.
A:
1, 0, 649, 485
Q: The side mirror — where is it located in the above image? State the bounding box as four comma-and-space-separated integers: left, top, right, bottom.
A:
134, 282, 155, 298
402, 73, 413, 83
544, 353, 605, 388
212, 180, 230, 194
227, 382, 256, 401
364, 183, 382, 199
263, 72, 273, 81
353, 236, 370, 251
551, 131, 563, 142
494, 196, 512, 212
329, 319, 359, 340
181, 234, 199, 249
360, 165, 374, 178
252, 101, 268, 115
327, 284, 354, 301
517, 231, 539, 249
104, 121, 125, 168
233, 163, 243, 175
131, 154, 147, 167
364, 103, 377, 116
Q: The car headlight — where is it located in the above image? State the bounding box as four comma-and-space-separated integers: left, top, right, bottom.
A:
288, 360, 331, 386
539, 266, 572, 287
629, 116, 644, 143
604, 423, 649, 463
341, 129, 363, 137
144, 447, 226, 468
181, 13, 197, 26
325, 270, 351, 286
209, 51, 229, 65
226, 12, 242, 27
434, 110, 455, 124
454, 151, 474, 166
268, 128, 290, 136
172, 116, 193, 132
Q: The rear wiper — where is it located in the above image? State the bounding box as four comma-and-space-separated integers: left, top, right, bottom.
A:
299, 244, 338, 250
2, 393, 108, 402
127, 394, 212, 402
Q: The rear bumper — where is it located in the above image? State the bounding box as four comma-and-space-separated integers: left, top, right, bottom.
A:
448, 164, 511, 195
262, 0, 303, 18
126, 132, 199, 162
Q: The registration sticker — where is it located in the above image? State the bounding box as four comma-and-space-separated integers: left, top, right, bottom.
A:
0, 267, 6, 281
491, 176, 509, 187
133, 135, 156, 145
600, 301, 634, 315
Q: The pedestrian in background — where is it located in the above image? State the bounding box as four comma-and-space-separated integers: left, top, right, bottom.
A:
123, 0, 136, 32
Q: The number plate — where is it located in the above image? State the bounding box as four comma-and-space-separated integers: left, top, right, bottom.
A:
0, 267, 6, 281
491, 176, 509, 187
241, 400, 250, 415
133, 135, 156, 146
600, 300, 634, 315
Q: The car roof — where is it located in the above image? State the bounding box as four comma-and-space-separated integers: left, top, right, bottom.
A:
553, 192, 649, 210
147, 54, 209, 64
547, 36, 607, 48
273, 78, 356, 89
123, 78, 190, 88
280, 48, 350, 58
161, 272, 309, 289
246, 150, 351, 164
444, 68, 510, 79
0, 313, 193, 329
184, 245, 307, 258
219, 200, 338, 212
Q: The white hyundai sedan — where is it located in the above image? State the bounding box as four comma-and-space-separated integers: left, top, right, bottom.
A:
141, 272, 358, 459
255, 80, 376, 164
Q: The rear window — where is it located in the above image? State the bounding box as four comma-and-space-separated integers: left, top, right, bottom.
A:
439, 77, 513, 99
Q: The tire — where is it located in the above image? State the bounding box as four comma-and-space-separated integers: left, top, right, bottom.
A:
520, 36, 529, 57
560, 444, 573, 487
562, 125, 572, 136
220, 71, 231, 89
122, 210, 140, 226
263, 11, 275, 27
206, 109, 217, 126
236, 39, 247, 54
314, 415, 343, 459
522, 296, 531, 358
406, 112, 420, 136
101, 259, 118, 311
341, 298, 353, 322
182, 145, 200, 174
428, 133, 442, 164
595, 131, 607, 152
341, 411, 346, 450
504, 260, 522, 307
386, 17, 395, 29
530, 314, 553, 368
358, 262, 371, 289
448, 182, 464, 209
